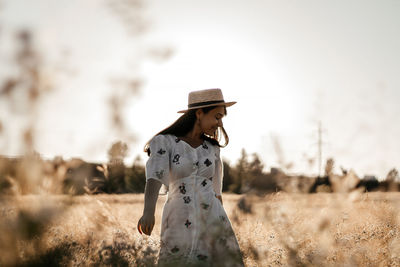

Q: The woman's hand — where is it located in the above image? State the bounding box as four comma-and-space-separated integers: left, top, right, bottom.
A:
137, 213, 155, 235
138, 179, 162, 235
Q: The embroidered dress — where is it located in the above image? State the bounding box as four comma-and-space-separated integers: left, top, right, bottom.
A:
146, 134, 244, 266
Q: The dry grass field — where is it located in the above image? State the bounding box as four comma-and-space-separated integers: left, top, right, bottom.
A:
1, 192, 400, 266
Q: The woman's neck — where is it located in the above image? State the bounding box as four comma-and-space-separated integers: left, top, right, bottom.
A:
183, 125, 203, 143
185, 126, 203, 141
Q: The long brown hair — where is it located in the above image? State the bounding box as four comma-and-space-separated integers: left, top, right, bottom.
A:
144, 106, 229, 155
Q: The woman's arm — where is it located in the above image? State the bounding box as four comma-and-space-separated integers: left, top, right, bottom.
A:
137, 179, 162, 235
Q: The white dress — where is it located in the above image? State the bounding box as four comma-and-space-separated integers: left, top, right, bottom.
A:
146, 134, 244, 266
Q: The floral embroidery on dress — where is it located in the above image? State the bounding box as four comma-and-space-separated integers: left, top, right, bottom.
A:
204, 158, 212, 167
201, 203, 210, 210
185, 219, 191, 228
201, 179, 207, 186
183, 196, 191, 204
202, 143, 208, 149
179, 183, 186, 194
157, 148, 166, 155
155, 170, 164, 179
173, 154, 180, 164
171, 246, 180, 253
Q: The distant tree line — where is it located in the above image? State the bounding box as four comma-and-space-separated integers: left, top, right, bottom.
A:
0, 141, 399, 195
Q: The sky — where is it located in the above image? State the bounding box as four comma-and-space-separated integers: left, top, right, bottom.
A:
0, 0, 399, 179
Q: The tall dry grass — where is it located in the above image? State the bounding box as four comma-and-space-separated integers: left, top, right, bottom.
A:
1, 192, 400, 266
233, 192, 400, 266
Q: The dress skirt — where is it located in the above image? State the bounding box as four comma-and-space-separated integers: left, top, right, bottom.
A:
157, 175, 244, 267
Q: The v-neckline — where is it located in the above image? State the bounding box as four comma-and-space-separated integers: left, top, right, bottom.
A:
175, 136, 205, 149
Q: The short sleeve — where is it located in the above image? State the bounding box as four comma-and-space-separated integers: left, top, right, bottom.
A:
213, 146, 223, 196
145, 135, 170, 187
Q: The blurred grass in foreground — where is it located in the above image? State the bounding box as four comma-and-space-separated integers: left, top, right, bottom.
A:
1, 192, 399, 266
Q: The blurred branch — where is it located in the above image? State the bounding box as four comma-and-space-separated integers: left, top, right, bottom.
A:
104, 0, 149, 36
0, 30, 53, 154
104, 0, 173, 144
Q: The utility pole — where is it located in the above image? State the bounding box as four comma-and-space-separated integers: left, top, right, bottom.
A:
309, 120, 326, 177
318, 121, 322, 177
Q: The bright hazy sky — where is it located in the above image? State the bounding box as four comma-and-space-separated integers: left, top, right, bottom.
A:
1, 0, 399, 178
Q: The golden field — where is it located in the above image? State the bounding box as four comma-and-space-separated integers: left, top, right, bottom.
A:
1, 192, 400, 266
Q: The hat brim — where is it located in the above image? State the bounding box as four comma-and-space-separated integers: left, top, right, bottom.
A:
177, 101, 236, 113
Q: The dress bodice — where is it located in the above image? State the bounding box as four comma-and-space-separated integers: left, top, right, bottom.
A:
145, 134, 223, 196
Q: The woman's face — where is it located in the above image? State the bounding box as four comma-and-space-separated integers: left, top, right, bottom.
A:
197, 106, 225, 136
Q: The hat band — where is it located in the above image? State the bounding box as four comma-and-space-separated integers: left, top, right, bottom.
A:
188, 100, 225, 108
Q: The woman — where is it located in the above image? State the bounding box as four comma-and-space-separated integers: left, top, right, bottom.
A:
137, 88, 244, 266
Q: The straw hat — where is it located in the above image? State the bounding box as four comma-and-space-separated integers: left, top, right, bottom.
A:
177, 88, 236, 113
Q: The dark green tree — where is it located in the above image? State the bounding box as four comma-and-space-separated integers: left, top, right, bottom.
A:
230, 149, 249, 194
125, 156, 146, 193
107, 141, 129, 165
222, 160, 234, 192
102, 141, 129, 193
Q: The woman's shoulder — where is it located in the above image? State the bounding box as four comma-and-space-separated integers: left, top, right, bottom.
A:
150, 134, 180, 149
147, 134, 176, 156
151, 134, 175, 143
